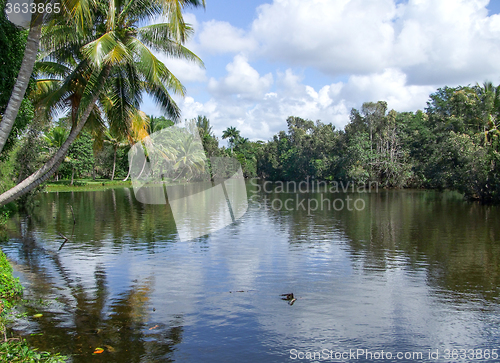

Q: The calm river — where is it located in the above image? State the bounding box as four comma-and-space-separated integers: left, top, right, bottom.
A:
1, 183, 500, 362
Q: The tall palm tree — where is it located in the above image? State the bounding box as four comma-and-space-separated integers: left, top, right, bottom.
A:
0, 0, 205, 206
222, 126, 240, 149
148, 115, 174, 133
195, 115, 212, 138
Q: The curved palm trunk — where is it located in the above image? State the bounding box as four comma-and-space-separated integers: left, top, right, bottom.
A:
0, 12, 44, 154
123, 166, 131, 181
122, 151, 135, 181
0, 94, 98, 206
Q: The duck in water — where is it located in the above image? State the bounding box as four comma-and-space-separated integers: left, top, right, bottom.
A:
281, 293, 297, 305
281, 293, 294, 300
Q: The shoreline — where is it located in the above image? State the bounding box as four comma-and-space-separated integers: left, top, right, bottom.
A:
0, 249, 66, 362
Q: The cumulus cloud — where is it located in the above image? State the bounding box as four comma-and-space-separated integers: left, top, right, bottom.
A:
251, 0, 398, 75
339, 68, 436, 111
147, 1, 500, 141
198, 20, 257, 54
208, 54, 273, 100
251, 0, 500, 85
178, 66, 437, 142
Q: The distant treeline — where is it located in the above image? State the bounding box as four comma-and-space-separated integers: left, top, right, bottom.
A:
218, 83, 500, 204
3, 84, 499, 205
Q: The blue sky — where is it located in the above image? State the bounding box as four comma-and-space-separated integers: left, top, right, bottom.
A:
143, 0, 500, 142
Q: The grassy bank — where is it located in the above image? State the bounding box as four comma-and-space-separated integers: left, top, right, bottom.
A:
45, 178, 132, 192
0, 250, 66, 362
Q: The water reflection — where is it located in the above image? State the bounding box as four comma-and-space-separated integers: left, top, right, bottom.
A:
1, 186, 499, 362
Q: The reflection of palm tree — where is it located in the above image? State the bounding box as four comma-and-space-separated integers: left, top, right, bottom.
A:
14, 226, 184, 363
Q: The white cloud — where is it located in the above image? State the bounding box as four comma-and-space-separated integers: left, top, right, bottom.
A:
178, 67, 437, 142
208, 54, 273, 100
146, 0, 500, 141
339, 68, 436, 112
250, 0, 500, 85
160, 57, 207, 84
251, 0, 397, 75
198, 20, 257, 54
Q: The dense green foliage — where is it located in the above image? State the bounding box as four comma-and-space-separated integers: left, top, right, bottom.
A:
2, 76, 499, 205
0, 250, 65, 362
250, 84, 500, 203
0, 0, 35, 158
0, 339, 67, 362
0, 250, 23, 301
59, 132, 95, 182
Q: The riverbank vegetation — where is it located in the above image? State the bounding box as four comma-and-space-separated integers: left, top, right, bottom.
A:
1, 85, 499, 204
0, 250, 66, 362
253, 83, 500, 204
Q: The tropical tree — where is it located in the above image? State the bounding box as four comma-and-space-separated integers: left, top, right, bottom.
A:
222, 126, 240, 149
148, 115, 175, 133
42, 126, 69, 180
172, 131, 206, 181
194, 115, 219, 157
60, 131, 95, 184
476, 82, 500, 144
0, 0, 205, 206
0, 0, 36, 157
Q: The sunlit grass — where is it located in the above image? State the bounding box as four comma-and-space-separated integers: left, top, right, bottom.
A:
45, 178, 132, 192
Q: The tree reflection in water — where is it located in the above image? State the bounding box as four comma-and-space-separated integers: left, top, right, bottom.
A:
7, 216, 183, 363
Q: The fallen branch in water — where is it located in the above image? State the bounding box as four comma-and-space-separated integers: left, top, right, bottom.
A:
58, 204, 76, 250
57, 232, 69, 251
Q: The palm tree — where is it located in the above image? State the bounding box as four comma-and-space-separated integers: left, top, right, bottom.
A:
195, 115, 212, 137
101, 130, 127, 180
148, 115, 174, 133
42, 126, 69, 181
222, 126, 240, 149
0, 0, 205, 206
476, 82, 500, 144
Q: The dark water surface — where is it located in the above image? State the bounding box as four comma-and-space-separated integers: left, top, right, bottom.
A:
1, 185, 500, 362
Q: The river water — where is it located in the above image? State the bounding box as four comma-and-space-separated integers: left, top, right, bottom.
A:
1, 184, 500, 362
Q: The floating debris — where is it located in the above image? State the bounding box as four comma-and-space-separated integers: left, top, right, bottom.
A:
93, 347, 104, 354
32, 313, 43, 318
103, 345, 116, 353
